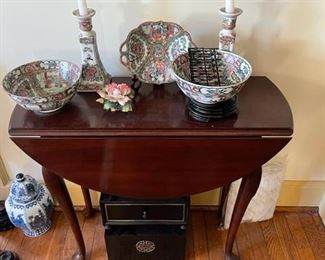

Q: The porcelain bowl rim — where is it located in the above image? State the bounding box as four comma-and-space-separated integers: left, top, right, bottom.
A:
2, 59, 81, 99
171, 50, 252, 89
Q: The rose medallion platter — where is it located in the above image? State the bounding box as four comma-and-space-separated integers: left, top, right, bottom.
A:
120, 21, 196, 85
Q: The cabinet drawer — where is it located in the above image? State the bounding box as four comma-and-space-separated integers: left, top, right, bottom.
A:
100, 194, 189, 225
105, 225, 186, 260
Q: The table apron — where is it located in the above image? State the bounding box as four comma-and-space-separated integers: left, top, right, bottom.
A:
11, 136, 291, 198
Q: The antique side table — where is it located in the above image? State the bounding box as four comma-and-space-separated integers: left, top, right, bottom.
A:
8, 76, 293, 260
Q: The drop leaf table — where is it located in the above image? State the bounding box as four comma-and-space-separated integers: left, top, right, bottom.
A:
9, 77, 293, 260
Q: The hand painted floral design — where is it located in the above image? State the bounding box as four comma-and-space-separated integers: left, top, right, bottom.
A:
2, 60, 80, 113
120, 21, 196, 84
218, 8, 242, 52
172, 51, 252, 104
96, 82, 134, 112
78, 33, 111, 92
85, 66, 97, 81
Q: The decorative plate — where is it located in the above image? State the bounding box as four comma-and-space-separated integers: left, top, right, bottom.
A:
120, 21, 196, 85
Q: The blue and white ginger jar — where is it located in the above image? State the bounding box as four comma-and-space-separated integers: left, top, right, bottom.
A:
5, 173, 54, 237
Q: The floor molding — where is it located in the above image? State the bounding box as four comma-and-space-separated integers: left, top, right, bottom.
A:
65, 180, 325, 208
54, 205, 320, 214
275, 206, 319, 214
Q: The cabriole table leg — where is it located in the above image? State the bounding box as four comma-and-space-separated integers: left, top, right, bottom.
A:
81, 187, 94, 217
218, 183, 231, 220
42, 167, 85, 260
224, 168, 262, 260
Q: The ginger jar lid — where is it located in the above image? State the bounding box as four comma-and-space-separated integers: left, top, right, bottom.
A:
9, 173, 40, 203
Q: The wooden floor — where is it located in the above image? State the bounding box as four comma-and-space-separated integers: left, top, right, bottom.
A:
0, 210, 324, 260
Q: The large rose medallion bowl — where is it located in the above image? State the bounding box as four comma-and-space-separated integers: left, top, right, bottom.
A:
2, 60, 80, 113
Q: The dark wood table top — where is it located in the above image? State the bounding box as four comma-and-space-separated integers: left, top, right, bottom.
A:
9, 76, 293, 137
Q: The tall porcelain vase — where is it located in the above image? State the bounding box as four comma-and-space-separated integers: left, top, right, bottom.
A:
5, 173, 54, 237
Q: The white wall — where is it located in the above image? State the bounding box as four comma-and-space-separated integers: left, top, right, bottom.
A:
0, 0, 324, 204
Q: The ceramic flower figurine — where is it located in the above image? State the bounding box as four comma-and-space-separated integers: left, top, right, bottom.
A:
96, 82, 134, 112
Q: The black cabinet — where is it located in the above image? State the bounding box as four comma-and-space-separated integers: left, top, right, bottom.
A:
100, 194, 189, 260
105, 225, 186, 260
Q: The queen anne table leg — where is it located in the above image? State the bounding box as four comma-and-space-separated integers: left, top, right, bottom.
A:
42, 167, 85, 260
224, 168, 262, 260
81, 187, 94, 217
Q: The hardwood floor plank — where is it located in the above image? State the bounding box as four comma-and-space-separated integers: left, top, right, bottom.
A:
88, 214, 107, 260
299, 212, 325, 260
204, 212, 224, 260
285, 212, 316, 260
186, 216, 195, 260
22, 212, 59, 260
219, 226, 240, 258
62, 212, 85, 260
81, 213, 98, 260
236, 224, 255, 260
3, 226, 25, 256
44, 213, 70, 259
191, 211, 209, 260
312, 214, 325, 240
0, 227, 13, 250
272, 212, 300, 260
242, 222, 269, 260
312, 214, 325, 260
1, 210, 324, 260
259, 216, 290, 260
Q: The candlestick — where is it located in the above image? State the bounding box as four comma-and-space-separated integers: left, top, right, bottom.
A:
218, 7, 242, 52
225, 0, 235, 13
77, 0, 88, 16
73, 9, 111, 92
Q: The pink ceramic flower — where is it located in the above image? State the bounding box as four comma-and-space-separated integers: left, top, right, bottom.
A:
97, 82, 132, 106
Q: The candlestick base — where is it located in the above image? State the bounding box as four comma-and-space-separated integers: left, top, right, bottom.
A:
73, 9, 111, 92
218, 8, 243, 52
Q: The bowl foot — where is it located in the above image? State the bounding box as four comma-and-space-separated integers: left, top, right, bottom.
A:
36, 106, 64, 114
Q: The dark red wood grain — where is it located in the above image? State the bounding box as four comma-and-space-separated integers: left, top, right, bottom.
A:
9, 77, 293, 137
12, 137, 290, 199
8, 76, 293, 260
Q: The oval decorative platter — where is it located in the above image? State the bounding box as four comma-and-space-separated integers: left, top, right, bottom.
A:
120, 21, 196, 85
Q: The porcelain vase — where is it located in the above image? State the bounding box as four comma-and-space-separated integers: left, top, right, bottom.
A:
5, 173, 54, 237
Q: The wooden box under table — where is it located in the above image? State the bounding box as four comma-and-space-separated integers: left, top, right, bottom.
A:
100, 194, 189, 260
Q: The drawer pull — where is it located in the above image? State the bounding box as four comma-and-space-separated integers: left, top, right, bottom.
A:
135, 240, 155, 253
142, 210, 147, 219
